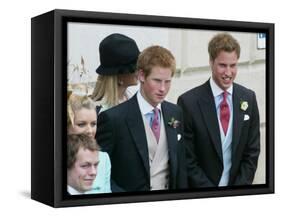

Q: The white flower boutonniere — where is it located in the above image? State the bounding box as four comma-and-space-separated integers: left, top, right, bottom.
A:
240, 100, 248, 111
168, 117, 180, 129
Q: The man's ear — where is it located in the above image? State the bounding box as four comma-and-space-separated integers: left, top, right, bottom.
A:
138, 70, 145, 83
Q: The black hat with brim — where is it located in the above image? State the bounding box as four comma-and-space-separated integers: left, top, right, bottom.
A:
96, 33, 140, 75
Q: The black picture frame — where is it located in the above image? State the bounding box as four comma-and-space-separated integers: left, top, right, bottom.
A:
31, 9, 274, 207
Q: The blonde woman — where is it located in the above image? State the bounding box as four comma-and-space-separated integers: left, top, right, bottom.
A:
67, 93, 111, 193
91, 33, 140, 113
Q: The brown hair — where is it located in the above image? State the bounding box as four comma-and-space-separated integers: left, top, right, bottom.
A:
136, 45, 176, 77
208, 33, 241, 61
67, 134, 100, 169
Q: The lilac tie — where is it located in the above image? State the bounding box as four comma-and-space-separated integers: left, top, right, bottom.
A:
151, 108, 160, 143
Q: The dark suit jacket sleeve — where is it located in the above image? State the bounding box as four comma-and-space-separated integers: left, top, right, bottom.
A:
177, 96, 215, 188
233, 92, 260, 185
96, 111, 125, 192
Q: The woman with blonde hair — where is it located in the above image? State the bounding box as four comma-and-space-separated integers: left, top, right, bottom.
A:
91, 33, 140, 112
67, 93, 111, 193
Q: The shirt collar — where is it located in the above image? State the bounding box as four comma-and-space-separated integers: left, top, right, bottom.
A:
67, 185, 98, 195
137, 91, 161, 115
209, 77, 233, 98
67, 185, 84, 195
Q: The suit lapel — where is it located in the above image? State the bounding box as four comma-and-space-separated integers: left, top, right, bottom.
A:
126, 95, 150, 177
232, 84, 244, 154
161, 102, 177, 181
198, 82, 223, 163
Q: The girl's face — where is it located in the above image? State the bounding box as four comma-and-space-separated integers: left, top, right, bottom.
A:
68, 108, 97, 139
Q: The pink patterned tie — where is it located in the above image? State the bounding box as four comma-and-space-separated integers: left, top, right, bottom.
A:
151, 108, 160, 143
220, 91, 230, 135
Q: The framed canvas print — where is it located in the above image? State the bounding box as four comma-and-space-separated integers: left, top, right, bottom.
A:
31, 9, 274, 207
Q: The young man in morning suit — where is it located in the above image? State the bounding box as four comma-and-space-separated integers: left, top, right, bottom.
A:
96, 45, 188, 192
177, 33, 260, 188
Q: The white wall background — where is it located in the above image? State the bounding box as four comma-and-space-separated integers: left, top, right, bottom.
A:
0, 0, 279, 216
67, 23, 171, 83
